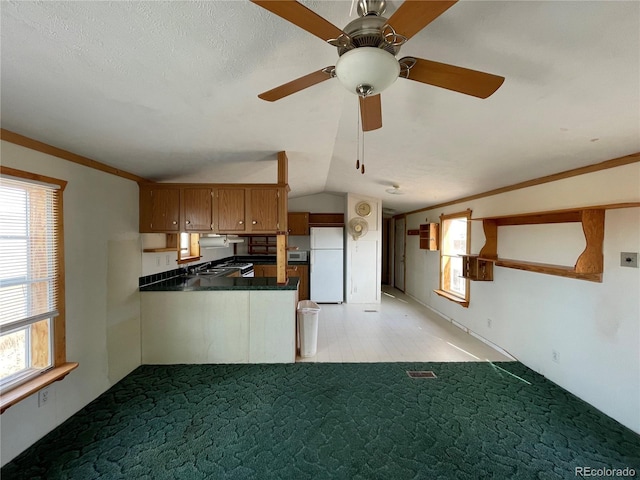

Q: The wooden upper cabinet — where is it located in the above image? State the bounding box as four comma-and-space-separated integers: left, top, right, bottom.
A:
140, 184, 287, 234
288, 212, 309, 235
183, 188, 213, 232
139, 185, 180, 232
216, 188, 246, 233
250, 188, 280, 232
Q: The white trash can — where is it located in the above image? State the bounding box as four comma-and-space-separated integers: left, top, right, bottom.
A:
297, 300, 321, 357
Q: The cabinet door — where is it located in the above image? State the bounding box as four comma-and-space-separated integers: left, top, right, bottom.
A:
287, 212, 309, 235
250, 189, 279, 232
183, 188, 212, 231
140, 186, 180, 232
287, 265, 309, 300
217, 188, 246, 232
299, 265, 309, 300
261, 265, 278, 277
253, 265, 265, 277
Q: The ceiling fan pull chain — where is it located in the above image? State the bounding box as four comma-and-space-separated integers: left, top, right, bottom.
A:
361, 130, 365, 174
356, 99, 361, 170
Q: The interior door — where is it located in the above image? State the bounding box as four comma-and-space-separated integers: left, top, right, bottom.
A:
394, 216, 405, 292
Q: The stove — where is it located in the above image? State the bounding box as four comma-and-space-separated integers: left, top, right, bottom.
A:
220, 262, 254, 277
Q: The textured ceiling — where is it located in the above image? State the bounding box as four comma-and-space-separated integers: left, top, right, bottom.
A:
1, 1, 639, 214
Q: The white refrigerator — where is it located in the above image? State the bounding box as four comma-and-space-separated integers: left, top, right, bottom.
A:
310, 227, 344, 303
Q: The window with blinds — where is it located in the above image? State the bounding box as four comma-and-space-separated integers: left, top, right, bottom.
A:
0, 175, 61, 390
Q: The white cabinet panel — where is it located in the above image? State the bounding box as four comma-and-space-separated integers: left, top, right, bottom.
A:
140, 290, 297, 364
249, 291, 297, 363
141, 291, 250, 364
350, 240, 380, 303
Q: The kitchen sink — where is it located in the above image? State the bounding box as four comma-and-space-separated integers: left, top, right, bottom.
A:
185, 268, 233, 278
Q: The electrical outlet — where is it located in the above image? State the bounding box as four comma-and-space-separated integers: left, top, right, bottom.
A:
166, 255, 171, 265
155, 256, 160, 267
620, 252, 638, 268
487, 318, 492, 328
552, 350, 560, 364
38, 387, 50, 407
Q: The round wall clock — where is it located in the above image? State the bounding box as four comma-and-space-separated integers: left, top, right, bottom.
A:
355, 201, 372, 217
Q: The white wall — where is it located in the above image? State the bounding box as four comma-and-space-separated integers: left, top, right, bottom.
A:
345, 193, 382, 304
403, 162, 640, 433
288, 192, 345, 213
0, 141, 141, 465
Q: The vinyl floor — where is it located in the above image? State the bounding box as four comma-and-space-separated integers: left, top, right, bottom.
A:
297, 286, 513, 363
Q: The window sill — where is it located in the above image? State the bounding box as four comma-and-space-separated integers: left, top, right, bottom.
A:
434, 289, 469, 308
177, 256, 201, 265
0, 362, 79, 414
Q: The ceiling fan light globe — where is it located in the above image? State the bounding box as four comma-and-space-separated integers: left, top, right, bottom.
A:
335, 47, 400, 96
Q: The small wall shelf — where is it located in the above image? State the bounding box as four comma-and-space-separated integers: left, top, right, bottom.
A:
460, 254, 493, 281
419, 223, 439, 250
474, 203, 639, 282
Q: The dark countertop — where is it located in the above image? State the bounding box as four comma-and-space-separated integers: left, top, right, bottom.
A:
140, 275, 299, 292
139, 255, 305, 292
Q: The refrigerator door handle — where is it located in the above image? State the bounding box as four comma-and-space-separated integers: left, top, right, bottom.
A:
310, 250, 313, 274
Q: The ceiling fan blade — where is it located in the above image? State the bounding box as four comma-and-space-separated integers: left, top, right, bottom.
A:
258, 68, 334, 102
251, 0, 345, 42
401, 57, 505, 99
359, 95, 382, 132
387, 1, 458, 40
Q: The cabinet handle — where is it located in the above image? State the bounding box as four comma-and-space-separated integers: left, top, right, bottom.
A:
172, 221, 177, 225
185, 220, 191, 225
252, 220, 257, 225
238, 220, 244, 225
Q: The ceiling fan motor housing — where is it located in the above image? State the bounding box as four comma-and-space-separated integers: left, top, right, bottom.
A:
356, 0, 387, 17
339, 16, 400, 57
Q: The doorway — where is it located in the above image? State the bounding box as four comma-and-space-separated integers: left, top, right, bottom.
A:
394, 216, 405, 292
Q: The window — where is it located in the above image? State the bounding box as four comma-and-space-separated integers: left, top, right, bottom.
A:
435, 210, 471, 307
0, 168, 66, 393
177, 233, 200, 264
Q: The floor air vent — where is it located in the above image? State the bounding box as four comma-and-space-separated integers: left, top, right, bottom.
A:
407, 371, 437, 379
364, 309, 378, 313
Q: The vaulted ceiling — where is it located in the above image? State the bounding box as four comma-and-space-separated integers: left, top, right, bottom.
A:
1, 1, 638, 213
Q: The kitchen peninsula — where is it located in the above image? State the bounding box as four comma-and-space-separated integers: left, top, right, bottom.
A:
140, 268, 299, 364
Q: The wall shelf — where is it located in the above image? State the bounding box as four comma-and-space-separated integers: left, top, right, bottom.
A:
460, 254, 493, 281
474, 203, 640, 282
419, 223, 439, 250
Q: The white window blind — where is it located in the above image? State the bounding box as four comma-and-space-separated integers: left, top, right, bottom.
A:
0, 175, 60, 387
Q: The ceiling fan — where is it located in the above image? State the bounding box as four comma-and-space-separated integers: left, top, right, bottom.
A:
251, 0, 505, 132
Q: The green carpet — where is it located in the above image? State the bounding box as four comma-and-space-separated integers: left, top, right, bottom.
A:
2, 362, 639, 479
